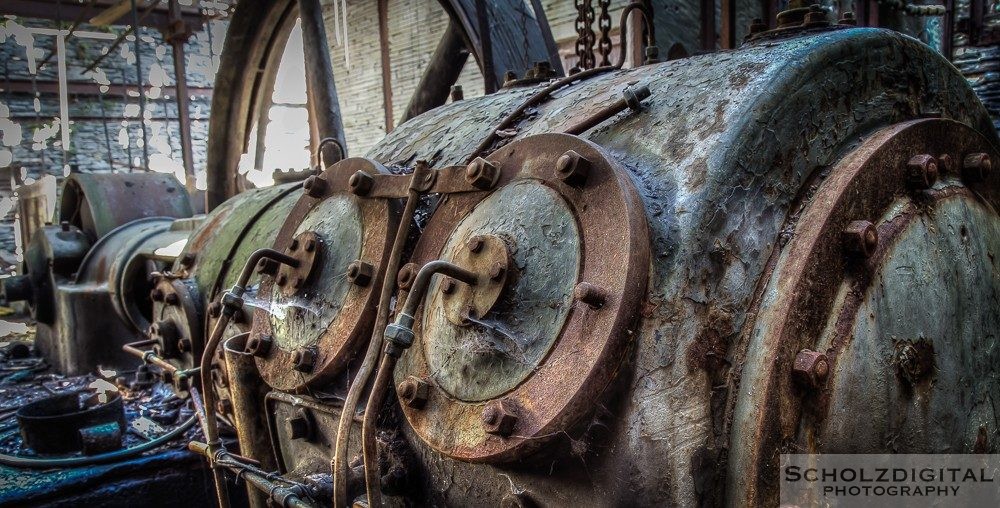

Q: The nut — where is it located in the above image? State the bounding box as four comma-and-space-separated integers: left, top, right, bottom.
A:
150, 288, 164, 302
962, 152, 991, 183
397, 376, 430, 409
838, 11, 857, 25
349, 170, 375, 196
397, 263, 419, 290
748, 17, 768, 34
292, 347, 317, 372
177, 338, 192, 353
937, 153, 954, 173
465, 157, 500, 190
347, 260, 374, 287
302, 175, 327, 198
489, 262, 506, 281
441, 277, 457, 295
792, 349, 829, 389
164, 292, 179, 305
215, 399, 232, 414
246, 335, 273, 357
905, 154, 938, 189
555, 150, 591, 187
467, 235, 486, 254
842, 220, 878, 258
573, 282, 607, 309
482, 398, 519, 437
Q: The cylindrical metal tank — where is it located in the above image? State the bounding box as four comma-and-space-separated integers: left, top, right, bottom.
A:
231, 24, 998, 507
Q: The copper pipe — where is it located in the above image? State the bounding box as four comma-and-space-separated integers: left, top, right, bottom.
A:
332, 162, 430, 507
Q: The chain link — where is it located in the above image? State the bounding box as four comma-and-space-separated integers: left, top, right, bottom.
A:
598, 0, 612, 66
574, 0, 597, 70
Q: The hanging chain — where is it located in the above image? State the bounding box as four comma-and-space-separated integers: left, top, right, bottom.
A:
583, 0, 596, 70
574, 0, 588, 70
598, 0, 612, 66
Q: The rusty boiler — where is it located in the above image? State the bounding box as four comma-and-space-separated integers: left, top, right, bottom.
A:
189, 20, 1000, 508
4, 11, 998, 508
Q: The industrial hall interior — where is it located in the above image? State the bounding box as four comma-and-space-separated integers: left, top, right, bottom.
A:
0, 0, 997, 506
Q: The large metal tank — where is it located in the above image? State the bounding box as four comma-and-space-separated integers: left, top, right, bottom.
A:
229, 24, 999, 507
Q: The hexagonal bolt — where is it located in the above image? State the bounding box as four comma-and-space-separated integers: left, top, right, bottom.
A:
489, 262, 506, 281
286, 409, 314, 441
349, 170, 375, 196
150, 288, 165, 302
482, 398, 519, 437
842, 220, 878, 258
347, 260, 374, 287
397, 376, 430, 409
838, 11, 857, 25
177, 338, 192, 353
164, 293, 180, 305
302, 175, 328, 198
804, 3, 828, 25
465, 157, 500, 190
397, 263, 419, 290
792, 349, 829, 389
748, 17, 768, 34
467, 235, 486, 254
289, 238, 300, 251
905, 154, 938, 189
440, 277, 457, 295
555, 150, 591, 187
292, 347, 317, 372
245, 335, 273, 357
962, 152, 992, 183
207, 301, 222, 318
276, 274, 289, 287
179, 252, 196, 267
304, 238, 317, 252
573, 282, 608, 309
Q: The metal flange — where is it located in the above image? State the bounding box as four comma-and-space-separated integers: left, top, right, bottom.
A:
395, 133, 651, 463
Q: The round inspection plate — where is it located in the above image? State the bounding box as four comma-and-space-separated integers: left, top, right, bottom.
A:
728, 118, 1000, 505
395, 133, 650, 463
251, 158, 399, 391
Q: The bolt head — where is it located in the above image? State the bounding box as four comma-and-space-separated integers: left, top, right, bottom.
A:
292, 348, 317, 372
303, 175, 328, 198
216, 399, 233, 414
555, 150, 591, 187
347, 260, 374, 287
489, 262, 505, 281
398, 376, 430, 409
164, 293, 180, 305
842, 220, 878, 258
441, 277, 457, 295
465, 158, 500, 190
906, 154, 938, 189
962, 153, 991, 183
246, 335, 273, 357
792, 349, 829, 389
397, 263, 418, 290
467, 235, 486, 254
482, 398, 519, 437
150, 288, 164, 302
177, 338, 192, 353
349, 170, 375, 196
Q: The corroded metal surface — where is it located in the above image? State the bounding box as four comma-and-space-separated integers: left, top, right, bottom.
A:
730, 118, 1000, 506
396, 133, 650, 463
362, 27, 998, 506
251, 158, 399, 391
59, 173, 193, 240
